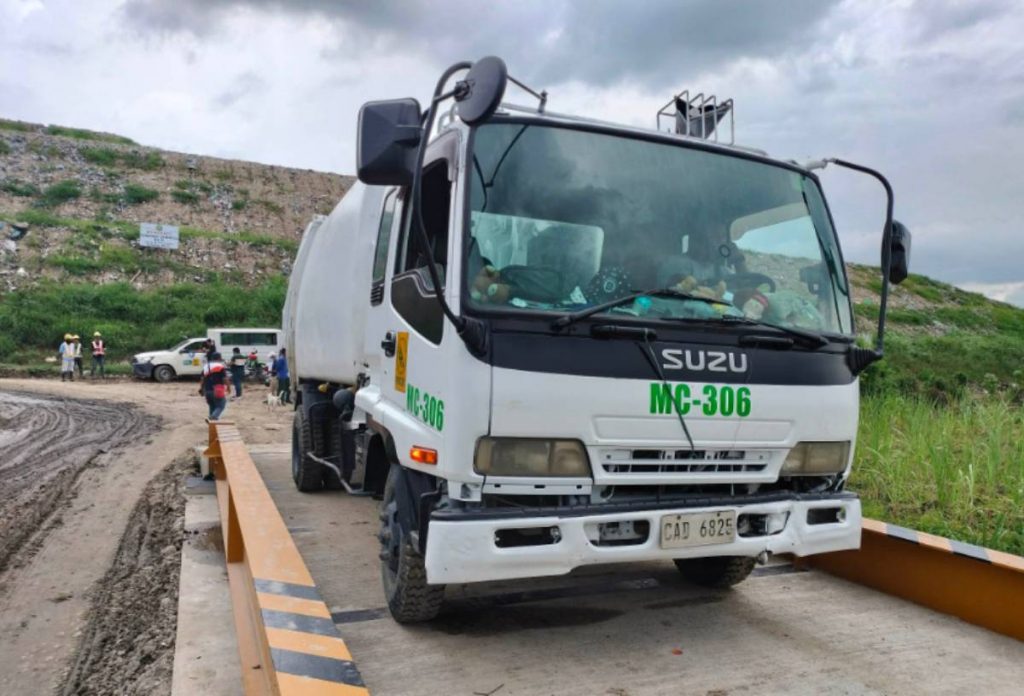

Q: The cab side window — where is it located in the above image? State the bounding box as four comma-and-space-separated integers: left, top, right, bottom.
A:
371, 189, 397, 304
396, 161, 451, 280
391, 160, 451, 344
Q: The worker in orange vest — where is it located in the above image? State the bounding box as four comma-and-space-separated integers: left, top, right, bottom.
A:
91, 331, 106, 379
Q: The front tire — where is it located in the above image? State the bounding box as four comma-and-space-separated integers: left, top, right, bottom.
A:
379, 466, 444, 623
153, 364, 175, 382
674, 556, 756, 588
291, 409, 323, 492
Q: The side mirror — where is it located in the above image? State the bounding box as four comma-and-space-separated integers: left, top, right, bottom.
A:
356, 98, 423, 186
887, 220, 911, 284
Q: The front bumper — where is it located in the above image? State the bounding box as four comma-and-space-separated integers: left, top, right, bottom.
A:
424, 493, 861, 584
132, 361, 155, 379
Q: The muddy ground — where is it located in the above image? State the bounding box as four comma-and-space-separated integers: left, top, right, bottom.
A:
0, 377, 291, 695
60, 453, 194, 696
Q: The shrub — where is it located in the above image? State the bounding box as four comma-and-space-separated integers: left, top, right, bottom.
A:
122, 184, 159, 205
0, 119, 32, 133
0, 140, 10, 155
231, 198, 248, 210
44, 125, 134, 145
46, 254, 103, 275
79, 146, 120, 166
121, 150, 164, 170
0, 179, 40, 197
257, 199, 284, 215
7, 209, 63, 227
171, 189, 200, 204
35, 179, 82, 208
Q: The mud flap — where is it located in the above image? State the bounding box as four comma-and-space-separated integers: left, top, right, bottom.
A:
391, 466, 441, 555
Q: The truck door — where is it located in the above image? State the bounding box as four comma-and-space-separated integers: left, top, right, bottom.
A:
363, 188, 400, 386
361, 145, 456, 470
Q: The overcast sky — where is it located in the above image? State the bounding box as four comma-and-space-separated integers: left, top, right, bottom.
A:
3, 0, 1024, 302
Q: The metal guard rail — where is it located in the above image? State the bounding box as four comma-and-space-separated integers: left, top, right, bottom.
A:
205, 421, 369, 695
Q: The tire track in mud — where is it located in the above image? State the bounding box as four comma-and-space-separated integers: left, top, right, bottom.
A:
0, 390, 160, 574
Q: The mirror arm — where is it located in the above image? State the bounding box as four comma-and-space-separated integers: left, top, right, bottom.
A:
409, 61, 489, 357
822, 158, 895, 357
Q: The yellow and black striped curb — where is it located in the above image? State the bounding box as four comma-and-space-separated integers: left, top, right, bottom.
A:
873, 519, 1024, 572
255, 578, 366, 692
803, 518, 1024, 642
206, 421, 370, 695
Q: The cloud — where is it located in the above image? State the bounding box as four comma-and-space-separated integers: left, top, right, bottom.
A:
120, 0, 841, 88
3, 0, 1024, 301
212, 71, 267, 109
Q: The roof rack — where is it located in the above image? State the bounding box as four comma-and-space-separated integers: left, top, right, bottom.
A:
656, 90, 734, 144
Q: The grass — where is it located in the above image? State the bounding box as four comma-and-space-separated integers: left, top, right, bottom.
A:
80, 146, 163, 170
45, 125, 135, 145
1, 179, 40, 197
853, 392, 1024, 555
79, 146, 120, 166
0, 119, 33, 133
171, 189, 200, 204
122, 184, 159, 205
35, 180, 81, 208
0, 277, 287, 362
257, 199, 284, 215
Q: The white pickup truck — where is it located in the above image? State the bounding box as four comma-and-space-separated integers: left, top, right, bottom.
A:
132, 328, 282, 382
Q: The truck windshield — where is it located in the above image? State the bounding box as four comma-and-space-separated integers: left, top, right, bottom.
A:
466, 123, 853, 335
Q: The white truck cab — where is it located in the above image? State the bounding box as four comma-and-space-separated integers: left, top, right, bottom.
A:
132, 328, 282, 382
283, 57, 911, 622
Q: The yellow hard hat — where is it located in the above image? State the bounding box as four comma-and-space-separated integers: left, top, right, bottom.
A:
64, 333, 72, 340
72, 334, 80, 339
93, 331, 102, 337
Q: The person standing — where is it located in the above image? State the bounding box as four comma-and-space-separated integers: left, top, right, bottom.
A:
229, 347, 246, 399
72, 335, 84, 377
91, 331, 106, 378
201, 338, 217, 367
272, 348, 291, 404
198, 351, 228, 420
266, 351, 278, 393
59, 333, 75, 381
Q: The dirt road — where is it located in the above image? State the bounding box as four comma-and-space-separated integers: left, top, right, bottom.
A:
0, 390, 158, 573
0, 377, 291, 695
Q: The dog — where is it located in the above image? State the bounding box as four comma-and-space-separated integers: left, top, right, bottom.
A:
265, 392, 282, 410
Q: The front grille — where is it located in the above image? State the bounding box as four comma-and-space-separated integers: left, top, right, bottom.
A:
599, 448, 771, 476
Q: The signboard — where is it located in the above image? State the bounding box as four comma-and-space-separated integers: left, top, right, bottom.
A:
139, 223, 180, 250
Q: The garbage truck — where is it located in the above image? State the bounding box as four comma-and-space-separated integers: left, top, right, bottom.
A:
283, 57, 911, 622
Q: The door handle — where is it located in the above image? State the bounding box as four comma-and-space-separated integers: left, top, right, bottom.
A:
381, 331, 397, 357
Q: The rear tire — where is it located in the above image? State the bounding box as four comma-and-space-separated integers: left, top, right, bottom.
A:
291, 409, 323, 492
673, 556, 756, 588
153, 364, 175, 382
379, 466, 444, 623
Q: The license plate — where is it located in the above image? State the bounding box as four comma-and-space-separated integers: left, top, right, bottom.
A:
660, 510, 736, 549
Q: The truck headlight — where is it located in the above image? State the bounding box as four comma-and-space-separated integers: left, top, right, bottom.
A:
474, 438, 591, 477
781, 441, 851, 475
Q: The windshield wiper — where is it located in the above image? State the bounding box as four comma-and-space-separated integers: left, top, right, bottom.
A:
552, 288, 731, 329
718, 315, 829, 348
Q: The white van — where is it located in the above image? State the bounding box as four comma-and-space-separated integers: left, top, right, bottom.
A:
132, 328, 282, 382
